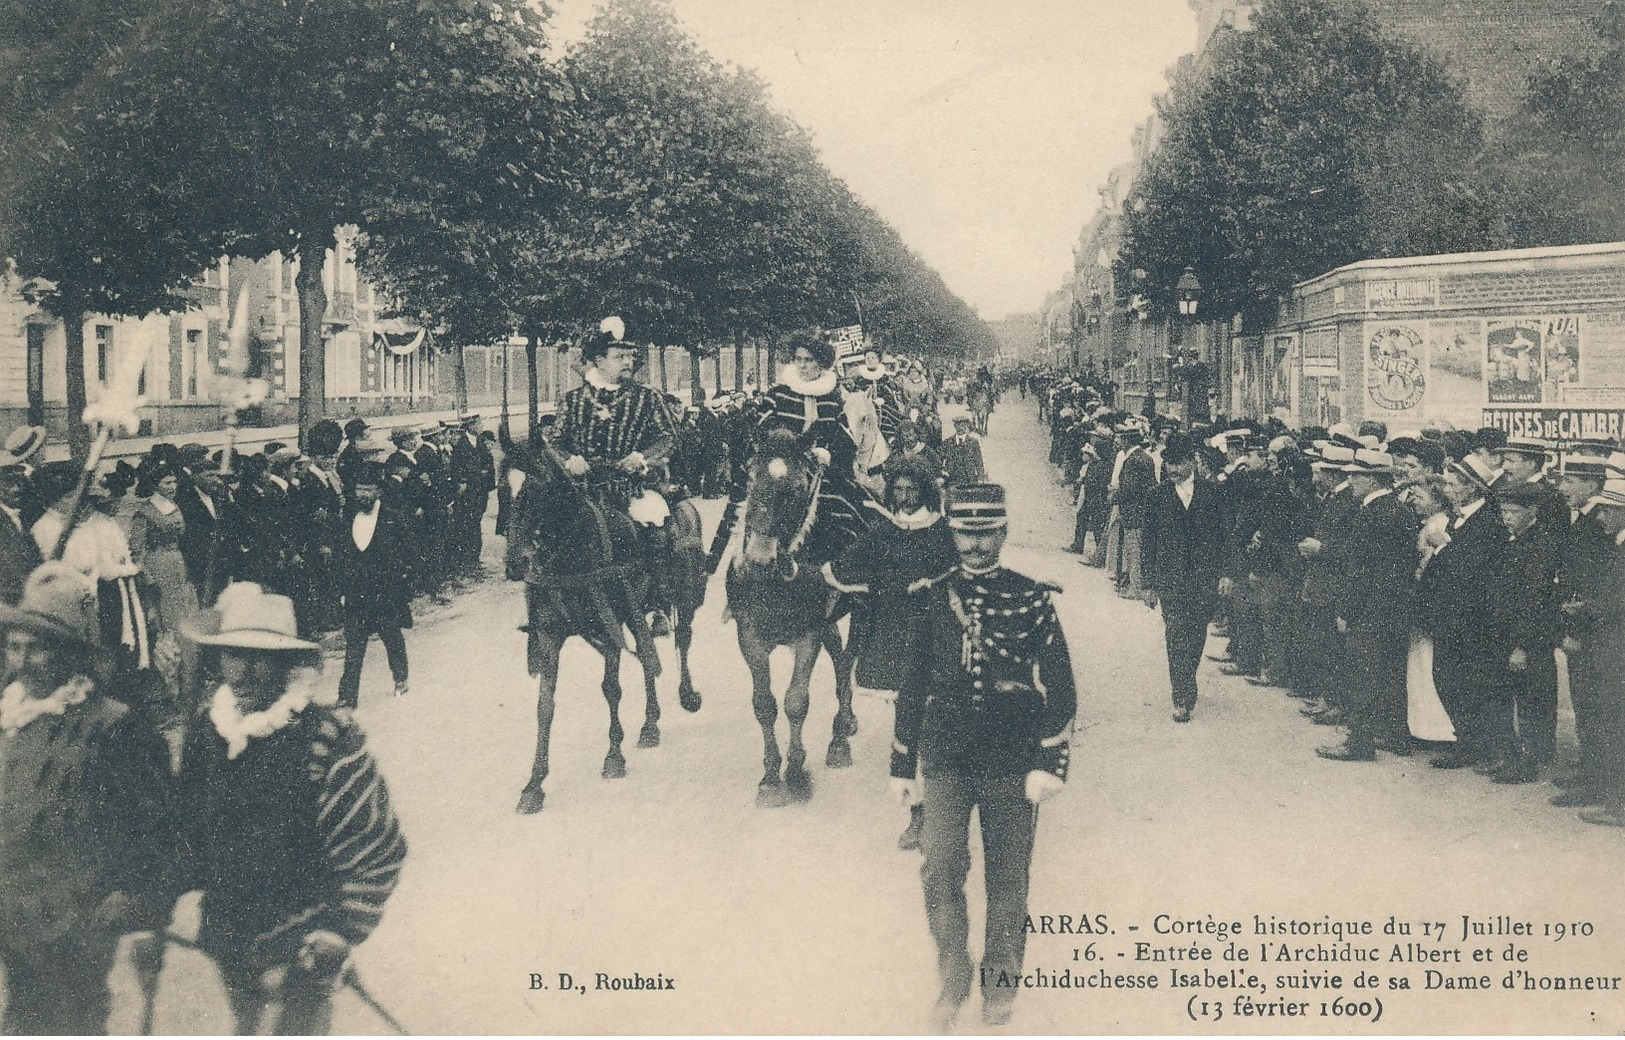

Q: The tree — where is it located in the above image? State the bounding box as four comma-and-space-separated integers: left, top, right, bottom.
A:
0, 0, 232, 457
1488, 1, 1625, 247
1118, 0, 1500, 329
63, 0, 563, 442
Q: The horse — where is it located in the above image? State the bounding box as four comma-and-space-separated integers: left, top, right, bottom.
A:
724, 430, 859, 807
502, 437, 704, 814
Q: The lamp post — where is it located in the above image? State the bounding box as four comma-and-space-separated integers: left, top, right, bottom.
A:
1174, 266, 1206, 421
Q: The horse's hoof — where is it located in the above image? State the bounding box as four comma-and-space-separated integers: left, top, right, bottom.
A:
602, 753, 627, 779
756, 780, 788, 809
637, 722, 661, 749
786, 768, 814, 803
679, 686, 702, 713
826, 741, 852, 770
516, 788, 546, 814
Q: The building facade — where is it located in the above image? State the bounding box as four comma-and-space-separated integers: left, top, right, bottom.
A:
1253, 241, 1625, 437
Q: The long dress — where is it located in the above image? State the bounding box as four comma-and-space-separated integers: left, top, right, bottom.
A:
1407, 509, 1457, 741
759, 367, 873, 564
128, 496, 201, 691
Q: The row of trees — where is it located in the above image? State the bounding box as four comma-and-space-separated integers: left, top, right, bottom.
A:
1117, 0, 1624, 330
0, 0, 995, 456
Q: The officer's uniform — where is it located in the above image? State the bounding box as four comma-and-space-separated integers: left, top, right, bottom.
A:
891, 484, 1076, 1025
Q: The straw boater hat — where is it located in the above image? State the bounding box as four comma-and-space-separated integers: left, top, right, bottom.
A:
0, 562, 102, 649
2, 426, 47, 468
185, 582, 319, 652
1585, 452, 1625, 511
1501, 435, 1551, 460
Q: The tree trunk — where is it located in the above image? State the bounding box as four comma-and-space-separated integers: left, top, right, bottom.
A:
524, 333, 540, 440
656, 344, 668, 391
689, 347, 701, 403
715, 345, 725, 395
733, 333, 744, 392
499, 341, 511, 437
295, 224, 335, 448
452, 340, 469, 415
764, 335, 778, 387
61, 301, 90, 461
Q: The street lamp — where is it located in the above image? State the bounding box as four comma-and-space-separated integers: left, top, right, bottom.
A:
1177, 266, 1201, 317
1174, 266, 1207, 421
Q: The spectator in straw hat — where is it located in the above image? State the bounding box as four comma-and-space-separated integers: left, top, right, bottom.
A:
0, 562, 177, 1034
0, 460, 43, 606
177, 582, 407, 1034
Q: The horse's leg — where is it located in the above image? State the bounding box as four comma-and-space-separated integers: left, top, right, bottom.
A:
783, 631, 819, 802
517, 629, 563, 814
741, 623, 786, 808
822, 621, 856, 769
676, 600, 701, 713
636, 632, 662, 749
602, 647, 627, 778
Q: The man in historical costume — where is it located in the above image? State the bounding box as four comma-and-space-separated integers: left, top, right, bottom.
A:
1413, 459, 1512, 770
334, 462, 415, 707
177, 582, 407, 1034
940, 414, 986, 488
890, 484, 1076, 1030
0, 563, 177, 1035
556, 318, 679, 634
1141, 433, 1227, 722
1317, 450, 1419, 761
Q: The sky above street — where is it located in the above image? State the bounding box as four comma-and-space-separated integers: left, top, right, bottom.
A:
548, 1, 1198, 321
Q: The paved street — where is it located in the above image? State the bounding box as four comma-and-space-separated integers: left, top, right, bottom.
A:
127, 402, 1623, 1035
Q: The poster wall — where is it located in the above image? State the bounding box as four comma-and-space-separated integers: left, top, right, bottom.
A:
1354, 313, 1625, 431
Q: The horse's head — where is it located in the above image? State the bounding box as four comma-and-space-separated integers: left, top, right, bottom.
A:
740, 429, 814, 572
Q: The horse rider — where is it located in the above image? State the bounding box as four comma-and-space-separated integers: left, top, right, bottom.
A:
555, 317, 680, 635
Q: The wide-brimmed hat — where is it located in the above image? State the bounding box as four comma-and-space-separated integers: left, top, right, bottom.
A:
1584, 453, 1625, 511
2, 425, 47, 466
185, 582, 319, 652
1501, 435, 1551, 460
0, 562, 101, 648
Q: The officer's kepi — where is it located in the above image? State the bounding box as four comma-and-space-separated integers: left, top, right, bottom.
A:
946, 483, 1007, 531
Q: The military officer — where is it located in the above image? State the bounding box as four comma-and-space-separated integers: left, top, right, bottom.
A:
890, 483, 1077, 1030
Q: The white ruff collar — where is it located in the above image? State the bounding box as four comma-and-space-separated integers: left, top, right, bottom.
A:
584, 367, 624, 391
210, 676, 317, 760
0, 676, 93, 736
891, 506, 940, 531
780, 366, 837, 397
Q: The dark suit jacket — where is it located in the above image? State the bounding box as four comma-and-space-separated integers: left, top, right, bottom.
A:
336, 502, 416, 629
1302, 484, 1359, 608
1143, 479, 1226, 609
0, 514, 43, 604
940, 435, 986, 486
1413, 500, 1509, 655
1338, 491, 1419, 628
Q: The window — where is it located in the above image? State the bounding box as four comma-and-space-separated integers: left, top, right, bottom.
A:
185, 329, 203, 398
95, 325, 113, 382
281, 257, 294, 293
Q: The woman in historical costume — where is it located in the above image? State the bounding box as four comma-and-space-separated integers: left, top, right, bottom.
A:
1400, 474, 1457, 743
825, 454, 959, 850
128, 457, 201, 698
759, 329, 872, 564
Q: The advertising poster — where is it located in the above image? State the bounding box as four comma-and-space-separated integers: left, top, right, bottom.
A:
1578, 311, 1625, 390
1541, 315, 1582, 400
1485, 319, 1545, 403
1425, 319, 1486, 428
1363, 323, 1427, 424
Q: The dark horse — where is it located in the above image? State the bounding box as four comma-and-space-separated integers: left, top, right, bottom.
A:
724, 430, 858, 807
503, 437, 706, 813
